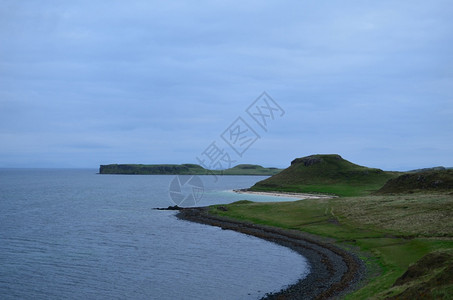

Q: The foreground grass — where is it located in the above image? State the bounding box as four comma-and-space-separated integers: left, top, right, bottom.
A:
210, 194, 453, 299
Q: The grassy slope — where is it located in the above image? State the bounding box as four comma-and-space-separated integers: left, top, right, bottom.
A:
376, 169, 453, 194
250, 154, 399, 196
99, 163, 282, 175
211, 194, 453, 299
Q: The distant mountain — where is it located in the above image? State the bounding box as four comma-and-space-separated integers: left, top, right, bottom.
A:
375, 169, 453, 194
250, 154, 400, 196
99, 163, 282, 176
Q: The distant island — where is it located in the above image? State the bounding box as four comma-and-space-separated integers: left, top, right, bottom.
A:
99, 163, 282, 176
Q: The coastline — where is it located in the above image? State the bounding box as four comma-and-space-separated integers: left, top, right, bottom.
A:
232, 189, 335, 199
177, 207, 365, 299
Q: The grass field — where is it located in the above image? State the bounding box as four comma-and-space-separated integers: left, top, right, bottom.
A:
210, 194, 453, 299
249, 183, 390, 197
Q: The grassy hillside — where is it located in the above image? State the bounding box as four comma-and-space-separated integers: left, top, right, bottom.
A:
99, 163, 282, 176
376, 169, 453, 194
213, 155, 453, 298
250, 154, 399, 196
211, 194, 453, 299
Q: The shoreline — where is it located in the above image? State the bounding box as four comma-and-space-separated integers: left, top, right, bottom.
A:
232, 189, 336, 199
177, 207, 365, 299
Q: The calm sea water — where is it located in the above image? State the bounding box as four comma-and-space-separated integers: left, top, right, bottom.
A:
0, 169, 309, 299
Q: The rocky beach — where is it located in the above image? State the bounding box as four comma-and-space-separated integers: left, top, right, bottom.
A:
177, 207, 365, 299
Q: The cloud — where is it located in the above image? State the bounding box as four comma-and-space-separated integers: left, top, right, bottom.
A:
0, 0, 452, 168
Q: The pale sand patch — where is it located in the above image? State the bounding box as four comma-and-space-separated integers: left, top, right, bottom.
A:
232, 189, 335, 199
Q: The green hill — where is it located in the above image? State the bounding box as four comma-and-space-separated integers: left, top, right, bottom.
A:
250, 154, 400, 196
376, 169, 453, 194
99, 163, 282, 176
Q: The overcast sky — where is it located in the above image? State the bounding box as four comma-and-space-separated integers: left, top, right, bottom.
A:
1, 0, 452, 170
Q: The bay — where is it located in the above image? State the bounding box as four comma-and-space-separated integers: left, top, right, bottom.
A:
0, 169, 309, 299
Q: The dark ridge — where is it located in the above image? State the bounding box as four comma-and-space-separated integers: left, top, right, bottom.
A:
407, 166, 446, 173
375, 169, 453, 194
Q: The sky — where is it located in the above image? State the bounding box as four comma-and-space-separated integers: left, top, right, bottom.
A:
0, 0, 452, 170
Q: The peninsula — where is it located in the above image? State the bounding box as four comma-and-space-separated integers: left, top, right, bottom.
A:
99, 163, 282, 176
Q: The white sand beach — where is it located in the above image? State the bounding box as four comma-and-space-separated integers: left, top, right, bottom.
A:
232, 189, 335, 199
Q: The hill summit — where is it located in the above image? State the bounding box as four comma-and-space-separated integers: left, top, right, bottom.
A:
250, 154, 399, 196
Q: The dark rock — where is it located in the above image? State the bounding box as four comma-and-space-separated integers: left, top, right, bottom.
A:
432, 180, 443, 187
153, 205, 182, 210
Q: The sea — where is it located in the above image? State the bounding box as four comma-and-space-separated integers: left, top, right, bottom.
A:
0, 169, 309, 300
